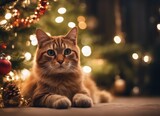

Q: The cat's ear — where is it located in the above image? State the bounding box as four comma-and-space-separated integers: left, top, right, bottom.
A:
65, 27, 78, 45
36, 29, 50, 45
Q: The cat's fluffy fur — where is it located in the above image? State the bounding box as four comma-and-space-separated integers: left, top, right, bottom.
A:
21, 27, 112, 109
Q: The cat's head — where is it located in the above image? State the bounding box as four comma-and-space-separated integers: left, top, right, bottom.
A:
35, 27, 80, 75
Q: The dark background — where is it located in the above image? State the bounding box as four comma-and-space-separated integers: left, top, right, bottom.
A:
85, 0, 160, 96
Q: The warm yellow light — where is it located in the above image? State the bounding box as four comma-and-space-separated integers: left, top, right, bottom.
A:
9, 71, 14, 77
15, 75, 20, 80
55, 16, 64, 23
5, 13, 12, 20
132, 86, 140, 95
132, 53, 139, 60
30, 34, 38, 46
77, 16, 86, 22
81, 46, 91, 57
78, 22, 87, 29
82, 66, 92, 73
143, 55, 151, 63
58, 7, 66, 14
21, 69, 30, 81
113, 36, 121, 44
0, 20, 7, 25
6, 75, 12, 81
31, 39, 38, 46
6, 55, 11, 60
68, 22, 76, 28
29, 34, 36, 40
115, 79, 125, 87
157, 24, 160, 30
24, 52, 32, 61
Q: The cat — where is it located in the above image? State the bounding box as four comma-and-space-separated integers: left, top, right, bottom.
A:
21, 27, 112, 109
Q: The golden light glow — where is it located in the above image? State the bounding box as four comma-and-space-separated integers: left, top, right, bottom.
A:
6, 55, 11, 60
24, 52, 32, 61
0, 20, 7, 25
143, 55, 151, 63
68, 22, 76, 28
115, 79, 125, 87
58, 7, 66, 14
82, 66, 92, 73
5, 13, 12, 20
30, 34, 38, 46
78, 22, 87, 29
55, 16, 64, 23
132, 53, 139, 60
81, 46, 91, 57
9, 71, 14, 77
132, 86, 140, 95
113, 36, 121, 44
21, 69, 30, 81
77, 16, 86, 22
157, 23, 160, 30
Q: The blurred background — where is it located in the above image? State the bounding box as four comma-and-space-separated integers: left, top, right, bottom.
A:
0, 0, 160, 105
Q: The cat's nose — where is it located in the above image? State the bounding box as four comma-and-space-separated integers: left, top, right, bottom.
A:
56, 54, 64, 64
57, 60, 64, 64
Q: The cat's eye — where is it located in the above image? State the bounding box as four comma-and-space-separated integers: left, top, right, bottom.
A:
64, 48, 72, 55
47, 49, 55, 56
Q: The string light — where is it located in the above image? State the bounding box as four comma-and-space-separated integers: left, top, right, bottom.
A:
143, 55, 151, 63
24, 52, 32, 61
132, 53, 139, 60
9, 71, 15, 77
6, 55, 11, 60
157, 23, 160, 30
77, 16, 86, 22
2, 0, 49, 30
30, 34, 38, 46
68, 22, 76, 28
132, 86, 140, 95
78, 22, 87, 29
55, 16, 64, 23
0, 20, 7, 25
82, 66, 92, 73
21, 69, 30, 81
113, 36, 121, 44
5, 13, 12, 20
81, 46, 91, 57
58, 7, 66, 14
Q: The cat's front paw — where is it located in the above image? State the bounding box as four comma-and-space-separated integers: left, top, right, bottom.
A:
73, 93, 93, 108
52, 97, 71, 109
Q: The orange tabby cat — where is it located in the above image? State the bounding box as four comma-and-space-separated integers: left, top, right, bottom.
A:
21, 27, 112, 109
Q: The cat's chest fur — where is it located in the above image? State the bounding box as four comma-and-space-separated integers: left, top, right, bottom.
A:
38, 73, 82, 99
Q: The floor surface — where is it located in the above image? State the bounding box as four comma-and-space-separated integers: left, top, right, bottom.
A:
0, 97, 160, 116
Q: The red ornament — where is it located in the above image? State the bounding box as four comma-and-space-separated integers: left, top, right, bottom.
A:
0, 58, 12, 75
0, 43, 7, 50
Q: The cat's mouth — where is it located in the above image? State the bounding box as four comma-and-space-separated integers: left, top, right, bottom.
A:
58, 65, 65, 69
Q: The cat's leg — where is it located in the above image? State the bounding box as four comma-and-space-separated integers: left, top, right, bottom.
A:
33, 94, 71, 109
72, 93, 93, 108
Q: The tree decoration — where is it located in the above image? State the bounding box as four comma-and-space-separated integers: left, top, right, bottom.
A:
2, 81, 21, 107
0, 43, 7, 50
0, 53, 12, 75
0, 0, 49, 30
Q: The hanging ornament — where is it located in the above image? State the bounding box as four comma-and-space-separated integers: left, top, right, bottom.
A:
114, 75, 126, 94
2, 81, 21, 107
0, 54, 12, 75
0, 43, 7, 50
